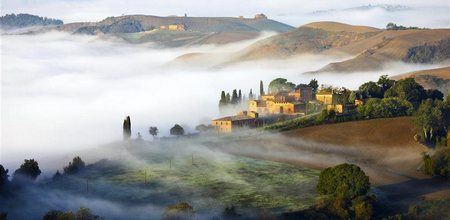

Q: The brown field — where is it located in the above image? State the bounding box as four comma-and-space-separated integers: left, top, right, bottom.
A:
210, 117, 450, 213
303, 21, 380, 33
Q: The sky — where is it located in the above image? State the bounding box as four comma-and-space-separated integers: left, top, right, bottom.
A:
1, 0, 449, 28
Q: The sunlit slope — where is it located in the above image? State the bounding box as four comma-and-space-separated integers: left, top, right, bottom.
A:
392, 66, 450, 80
234, 22, 381, 60
318, 29, 450, 72
218, 21, 450, 72
391, 66, 450, 95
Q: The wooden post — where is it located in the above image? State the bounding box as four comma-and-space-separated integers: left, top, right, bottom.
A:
86, 178, 89, 193
169, 159, 172, 169
192, 153, 194, 165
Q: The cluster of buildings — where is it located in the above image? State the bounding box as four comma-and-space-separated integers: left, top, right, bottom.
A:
212, 84, 355, 133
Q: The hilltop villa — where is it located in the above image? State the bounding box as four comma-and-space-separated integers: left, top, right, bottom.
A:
159, 23, 186, 31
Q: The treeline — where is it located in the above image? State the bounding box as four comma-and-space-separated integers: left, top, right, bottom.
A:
0, 13, 63, 29
386, 22, 422, 30
403, 38, 450, 64
0, 156, 100, 220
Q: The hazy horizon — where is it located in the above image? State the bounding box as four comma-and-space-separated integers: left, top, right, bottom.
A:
1, 0, 449, 28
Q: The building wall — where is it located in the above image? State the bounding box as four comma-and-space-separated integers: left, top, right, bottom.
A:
316, 94, 334, 104
266, 101, 295, 114
212, 120, 232, 133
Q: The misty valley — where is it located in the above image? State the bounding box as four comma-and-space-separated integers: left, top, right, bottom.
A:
1, 3, 450, 220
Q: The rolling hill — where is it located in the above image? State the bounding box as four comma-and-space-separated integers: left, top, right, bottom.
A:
185, 21, 449, 72
51, 14, 294, 46
391, 66, 450, 96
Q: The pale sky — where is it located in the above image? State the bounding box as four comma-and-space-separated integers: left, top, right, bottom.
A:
1, 0, 449, 28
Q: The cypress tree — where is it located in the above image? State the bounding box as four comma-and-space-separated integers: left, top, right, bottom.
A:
219, 91, 227, 107
231, 89, 238, 104
260, 80, 265, 96
238, 89, 242, 103
123, 116, 131, 140
226, 93, 231, 104
249, 89, 254, 100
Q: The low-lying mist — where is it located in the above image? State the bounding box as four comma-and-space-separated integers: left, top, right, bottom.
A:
0, 31, 443, 170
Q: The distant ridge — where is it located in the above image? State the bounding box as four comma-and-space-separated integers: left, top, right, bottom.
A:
0, 13, 63, 29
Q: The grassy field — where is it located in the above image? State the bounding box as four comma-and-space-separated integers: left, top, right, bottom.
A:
46, 141, 320, 215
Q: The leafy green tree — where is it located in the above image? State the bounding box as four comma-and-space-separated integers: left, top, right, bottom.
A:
384, 78, 426, 108
309, 79, 319, 92
64, 156, 85, 175
414, 99, 446, 143
13, 159, 41, 181
317, 163, 370, 198
260, 80, 265, 96
359, 81, 382, 99
377, 75, 395, 94
149, 126, 159, 139
123, 116, 131, 140
162, 202, 195, 220
0, 165, 8, 187
170, 124, 185, 136
195, 124, 213, 132
422, 149, 450, 178
268, 78, 296, 94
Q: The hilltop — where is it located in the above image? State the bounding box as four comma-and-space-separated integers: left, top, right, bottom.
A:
51, 14, 294, 47
0, 13, 63, 30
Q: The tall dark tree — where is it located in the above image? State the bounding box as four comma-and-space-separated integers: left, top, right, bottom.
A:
13, 159, 41, 181
259, 80, 265, 96
219, 91, 227, 107
238, 89, 242, 103
170, 124, 185, 136
0, 164, 8, 187
249, 89, 254, 100
231, 89, 238, 104
226, 93, 231, 103
123, 116, 131, 140
308, 79, 319, 92
149, 126, 159, 139
64, 156, 85, 175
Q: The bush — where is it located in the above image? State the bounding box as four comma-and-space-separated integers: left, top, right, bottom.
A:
317, 163, 370, 198
162, 202, 195, 220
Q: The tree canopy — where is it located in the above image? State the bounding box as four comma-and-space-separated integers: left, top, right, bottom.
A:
170, 124, 185, 136
0, 164, 8, 187
13, 159, 41, 181
63, 156, 86, 175
317, 163, 370, 198
268, 78, 296, 94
